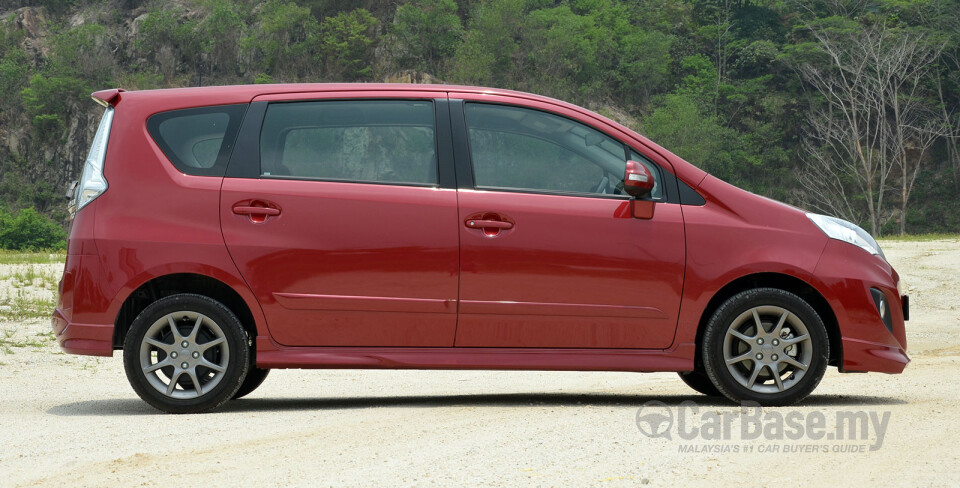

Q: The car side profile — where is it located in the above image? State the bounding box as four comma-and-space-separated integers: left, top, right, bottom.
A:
53, 84, 909, 413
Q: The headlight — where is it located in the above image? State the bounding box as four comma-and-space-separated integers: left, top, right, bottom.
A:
806, 213, 885, 260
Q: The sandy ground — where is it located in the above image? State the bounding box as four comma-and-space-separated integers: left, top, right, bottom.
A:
1, 239, 959, 487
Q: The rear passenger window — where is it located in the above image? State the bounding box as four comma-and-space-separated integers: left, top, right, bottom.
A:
147, 104, 246, 176
258, 100, 438, 185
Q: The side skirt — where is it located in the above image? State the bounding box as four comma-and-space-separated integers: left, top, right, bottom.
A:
256, 337, 696, 373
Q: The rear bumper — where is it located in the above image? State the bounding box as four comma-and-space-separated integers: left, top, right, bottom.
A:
52, 308, 113, 357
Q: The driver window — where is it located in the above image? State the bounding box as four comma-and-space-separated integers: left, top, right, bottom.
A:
464, 103, 628, 195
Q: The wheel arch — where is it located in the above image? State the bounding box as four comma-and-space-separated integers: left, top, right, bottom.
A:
693, 272, 841, 369
113, 273, 258, 349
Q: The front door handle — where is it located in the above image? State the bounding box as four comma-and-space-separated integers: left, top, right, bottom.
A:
233, 206, 280, 216
465, 219, 513, 230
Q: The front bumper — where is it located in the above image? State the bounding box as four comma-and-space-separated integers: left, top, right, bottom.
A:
840, 337, 909, 373
813, 240, 909, 373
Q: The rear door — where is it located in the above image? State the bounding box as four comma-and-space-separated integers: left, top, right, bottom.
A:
449, 96, 686, 349
220, 92, 460, 347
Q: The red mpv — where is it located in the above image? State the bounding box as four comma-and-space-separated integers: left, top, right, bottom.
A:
53, 84, 909, 413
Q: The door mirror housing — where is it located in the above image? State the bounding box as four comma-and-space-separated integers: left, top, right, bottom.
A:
623, 160, 655, 199
624, 160, 656, 220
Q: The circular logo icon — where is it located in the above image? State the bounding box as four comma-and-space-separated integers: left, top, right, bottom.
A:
635, 400, 674, 439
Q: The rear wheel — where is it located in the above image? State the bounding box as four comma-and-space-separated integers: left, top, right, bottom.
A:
123, 294, 249, 413
701, 288, 829, 406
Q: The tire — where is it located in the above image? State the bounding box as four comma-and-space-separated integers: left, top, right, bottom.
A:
123, 294, 249, 414
678, 371, 721, 396
232, 368, 270, 400
701, 288, 829, 406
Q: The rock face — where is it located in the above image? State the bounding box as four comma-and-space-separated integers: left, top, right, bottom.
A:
0, 5, 124, 219
14, 7, 49, 59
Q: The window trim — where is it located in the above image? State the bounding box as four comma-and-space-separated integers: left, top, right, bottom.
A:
259, 174, 441, 188
470, 186, 633, 201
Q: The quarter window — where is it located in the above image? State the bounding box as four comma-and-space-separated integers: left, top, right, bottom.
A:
147, 104, 246, 176
259, 100, 438, 185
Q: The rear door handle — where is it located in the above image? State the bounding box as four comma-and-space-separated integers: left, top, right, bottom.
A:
233, 206, 280, 216
465, 219, 513, 230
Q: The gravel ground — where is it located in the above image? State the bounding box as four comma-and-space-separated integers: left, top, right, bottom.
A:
1, 239, 959, 487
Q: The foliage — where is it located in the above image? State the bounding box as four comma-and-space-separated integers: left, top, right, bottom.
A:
390, 0, 463, 74
0, 0, 959, 235
319, 9, 379, 80
0, 20, 28, 111
246, 0, 319, 79
197, 0, 247, 76
0, 208, 67, 251
50, 23, 114, 83
20, 74, 87, 139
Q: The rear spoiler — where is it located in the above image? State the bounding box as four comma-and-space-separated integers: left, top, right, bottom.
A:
91, 88, 125, 107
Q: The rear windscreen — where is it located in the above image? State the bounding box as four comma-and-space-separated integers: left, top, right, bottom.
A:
146, 104, 247, 176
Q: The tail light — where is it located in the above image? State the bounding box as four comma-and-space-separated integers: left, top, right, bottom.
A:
70, 106, 114, 217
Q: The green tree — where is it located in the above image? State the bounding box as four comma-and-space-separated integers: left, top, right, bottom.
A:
50, 23, 114, 84
198, 0, 247, 78
0, 207, 66, 251
391, 0, 463, 75
449, 0, 524, 86
136, 7, 202, 82
521, 6, 603, 99
320, 8, 379, 80
643, 93, 725, 171
614, 29, 674, 109
0, 46, 29, 111
20, 74, 86, 141
242, 0, 319, 80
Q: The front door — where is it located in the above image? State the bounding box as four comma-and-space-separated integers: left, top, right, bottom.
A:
220, 97, 459, 347
452, 101, 685, 349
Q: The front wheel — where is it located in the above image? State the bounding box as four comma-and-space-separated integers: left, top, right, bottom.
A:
123, 294, 249, 414
701, 288, 829, 406
232, 368, 270, 399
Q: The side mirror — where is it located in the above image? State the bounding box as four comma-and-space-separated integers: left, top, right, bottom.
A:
624, 161, 656, 219
623, 160, 654, 198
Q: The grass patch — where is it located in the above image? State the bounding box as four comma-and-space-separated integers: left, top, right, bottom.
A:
878, 233, 960, 242
0, 290, 57, 320
0, 250, 65, 265
0, 330, 55, 353
0, 252, 62, 320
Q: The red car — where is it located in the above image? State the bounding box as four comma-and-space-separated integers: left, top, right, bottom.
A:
53, 84, 909, 413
